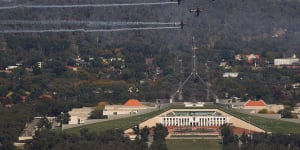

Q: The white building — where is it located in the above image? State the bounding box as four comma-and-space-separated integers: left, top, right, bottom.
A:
274, 54, 299, 66
103, 105, 149, 116
124, 109, 265, 139
6, 66, 18, 70
223, 72, 239, 78
184, 102, 204, 107
161, 110, 228, 127
37, 61, 42, 69
103, 99, 154, 116
68, 107, 94, 125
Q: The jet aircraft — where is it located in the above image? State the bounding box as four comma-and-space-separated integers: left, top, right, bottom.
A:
190, 7, 202, 16
171, 0, 182, 5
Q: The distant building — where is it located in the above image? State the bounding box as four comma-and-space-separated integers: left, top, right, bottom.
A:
274, 54, 299, 66
218, 98, 283, 113
6, 66, 18, 70
244, 54, 260, 64
66, 66, 78, 71
37, 61, 42, 69
243, 100, 267, 111
235, 54, 242, 61
217, 97, 241, 108
235, 54, 260, 64
292, 103, 300, 114
161, 109, 228, 127
38, 94, 53, 100
184, 102, 204, 107
68, 107, 94, 125
103, 99, 154, 116
223, 72, 239, 78
125, 109, 265, 138
267, 104, 284, 113
219, 61, 227, 67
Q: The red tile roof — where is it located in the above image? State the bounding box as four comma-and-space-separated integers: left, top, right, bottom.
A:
245, 100, 266, 106
21, 96, 27, 103
38, 94, 53, 100
124, 99, 142, 106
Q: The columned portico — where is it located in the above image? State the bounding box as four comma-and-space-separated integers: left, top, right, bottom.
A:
161, 116, 228, 127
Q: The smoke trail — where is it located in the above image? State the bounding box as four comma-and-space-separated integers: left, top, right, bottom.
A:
86, 26, 180, 32
0, 1, 177, 10
0, 26, 180, 33
0, 20, 176, 26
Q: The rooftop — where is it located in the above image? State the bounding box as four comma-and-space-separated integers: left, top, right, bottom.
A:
124, 99, 142, 106
245, 100, 266, 106
165, 111, 221, 117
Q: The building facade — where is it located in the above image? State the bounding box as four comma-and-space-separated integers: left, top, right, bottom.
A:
274, 54, 299, 66
160, 110, 228, 127
68, 107, 94, 124
103, 99, 155, 116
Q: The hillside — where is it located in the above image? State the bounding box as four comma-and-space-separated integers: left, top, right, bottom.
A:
0, 0, 299, 51
0, 0, 299, 104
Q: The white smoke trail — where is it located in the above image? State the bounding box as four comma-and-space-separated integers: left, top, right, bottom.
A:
86, 26, 180, 32
0, 26, 180, 33
0, 2, 177, 10
0, 20, 176, 26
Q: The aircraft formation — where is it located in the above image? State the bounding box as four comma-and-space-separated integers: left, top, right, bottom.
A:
0, 0, 215, 33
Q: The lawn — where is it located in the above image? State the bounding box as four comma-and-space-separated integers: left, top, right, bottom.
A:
64, 105, 216, 135
167, 139, 222, 150
64, 104, 300, 135
64, 106, 171, 135
216, 106, 300, 134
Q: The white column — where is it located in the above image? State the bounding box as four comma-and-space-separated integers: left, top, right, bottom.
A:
201, 117, 203, 126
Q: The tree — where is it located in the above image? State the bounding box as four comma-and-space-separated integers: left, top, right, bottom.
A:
0, 140, 15, 150
56, 112, 70, 125
37, 117, 52, 130
278, 109, 293, 118
220, 124, 238, 148
153, 124, 168, 141
150, 124, 168, 150
150, 139, 168, 150
88, 109, 107, 119
239, 132, 252, 150
96, 101, 106, 110
140, 126, 150, 142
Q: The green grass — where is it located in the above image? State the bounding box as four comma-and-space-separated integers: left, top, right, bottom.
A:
64, 104, 300, 135
167, 139, 222, 150
63, 104, 300, 150
64, 105, 217, 135
216, 106, 300, 134
64, 107, 171, 135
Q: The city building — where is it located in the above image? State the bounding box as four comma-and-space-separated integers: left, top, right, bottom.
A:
68, 107, 94, 124
184, 102, 204, 107
274, 54, 299, 66
124, 109, 265, 140
161, 110, 228, 127
103, 99, 155, 116
223, 72, 239, 78
243, 99, 267, 110
219, 99, 284, 113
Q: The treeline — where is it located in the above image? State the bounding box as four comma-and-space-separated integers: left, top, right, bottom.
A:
0, 105, 32, 149
0, 0, 299, 51
221, 124, 300, 150
22, 123, 168, 150
0, 0, 299, 104
24, 129, 147, 150
0, 100, 85, 149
